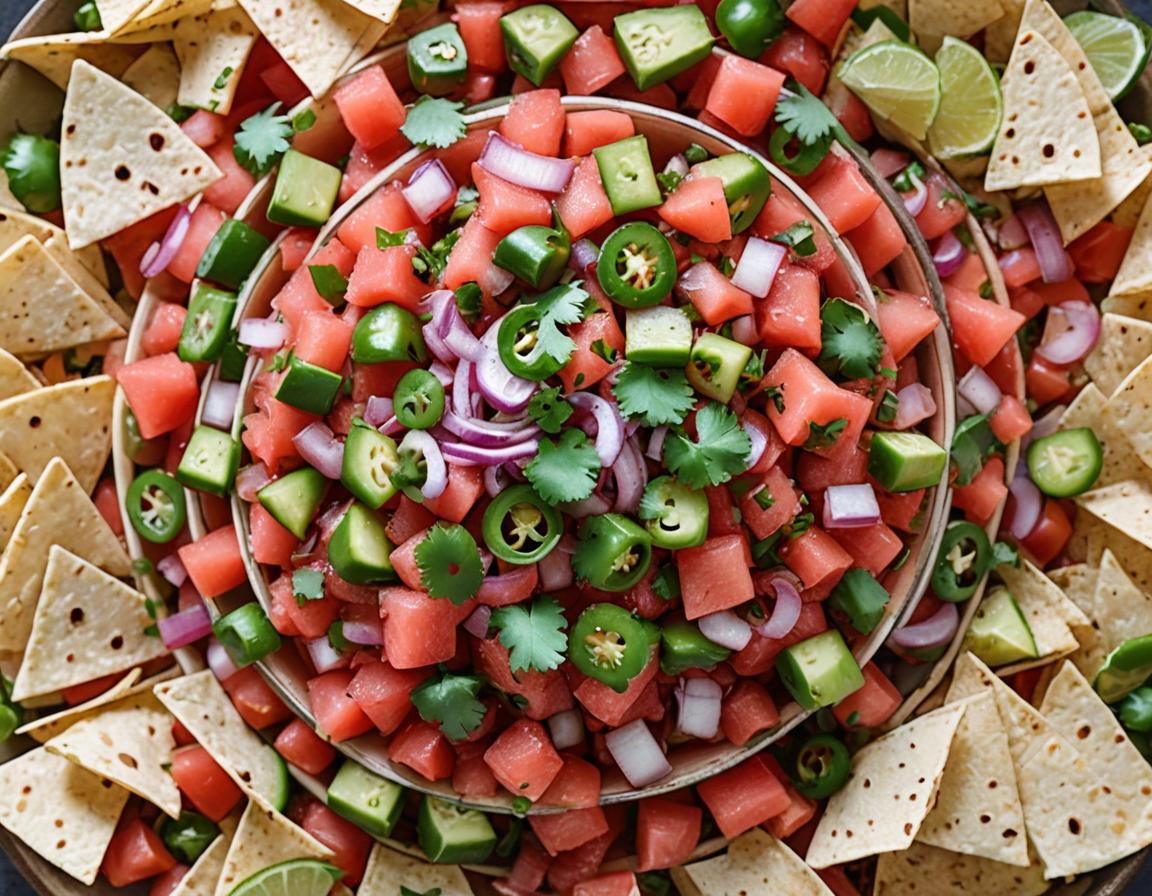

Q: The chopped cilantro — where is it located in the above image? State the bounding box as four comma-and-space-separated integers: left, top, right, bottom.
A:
876, 389, 900, 424
213, 66, 235, 90
979, 280, 994, 299
590, 338, 618, 363
613, 362, 696, 427
656, 170, 683, 194
525, 429, 601, 504
454, 282, 483, 322
770, 221, 817, 257
1131, 122, 1152, 145
308, 264, 348, 305
133, 557, 154, 576
410, 673, 487, 741
267, 349, 291, 373
415, 524, 484, 604
651, 565, 681, 601
752, 532, 784, 568
992, 540, 1020, 569
787, 511, 815, 536
166, 103, 194, 123
291, 109, 316, 132
804, 418, 848, 450
740, 350, 767, 391
770, 84, 844, 175
144, 598, 157, 621
753, 489, 775, 510
413, 228, 461, 281
664, 402, 753, 489
144, 623, 160, 638
683, 143, 709, 164
891, 161, 926, 193
376, 227, 410, 248
765, 384, 786, 414
818, 298, 884, 380
233, 102, 296, 176
528, 387, 573, 434
491, 596, 568, 673
400, 96, 467, 149
328, 621, 352, 652
519, 282, 589, 371
291, 568, 325, 606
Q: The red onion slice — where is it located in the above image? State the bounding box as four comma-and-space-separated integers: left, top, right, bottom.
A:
892, 383, 937, 430
364, 395, 394, 428
399, 430, 448, 499
156, 553, 188, 588
730, 315, 758, 346
932, 230, 968, 279
483, 463, 510, 498
823, 483, 882, 529
293, 421, 344, 480
402, 159, 457, 224
141, 203, 193, 279
423, 318, 455, 364
889, 601, 959, 650
998, 214, 1030, 251
569, 391, 626, 467
463, 605, 493, 639
604, 719, 672, 787
442, 410, 538, 448
675, 676, 722, 739
538, 545, 574, 590
646, 425, 668, 462
1017, 200, 1073, 283
441, 439, 538, 467
698, 609, 753, 651
569, 238, 599, 273
1035, 300, 1100, 365
740, 418, 768, 468
957, 365, 1002, 416
611, 437, 647, 514
871, 147, 911, 178
563, 492, 612, 519
429, 289, 482, 361
206, 638, 239, 682
235, 464, 271, 503
478, 131, 575, 193
755, 575, 803, 640
239, 317, 289, 350
900, 169, 928, 216
548, 708, 586, 750
342, 620, 383, 646
731, 237, 787, 298
157, 602, 213, 649
476, 322, 536, 414
1008, 473, 1043, 540
305, 636, 350, 674
202, 380, 240, 431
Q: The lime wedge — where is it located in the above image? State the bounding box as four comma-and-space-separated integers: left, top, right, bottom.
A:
927, 36, 1003, 159
1065, 10, 1148, 101
228, 860, 343, 896
838, 40, 941, 140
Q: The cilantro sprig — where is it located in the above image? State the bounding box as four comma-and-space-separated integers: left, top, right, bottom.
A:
525, 429, 601, 504
291, 568, 324, 606
770, 84, 847, 176
401, 96, 468, 149
663, 402, 752, 488
613, 362, 696, 427
770, 221, 817, 257
818, 298, 884, 381
491, 596, 568, 674
233, 102, 313, 176
528, 387, 574, 434
514, 282, 589, 373
414, 524, 484, 604
410, 673, 487, 741
308, 265, 348, 305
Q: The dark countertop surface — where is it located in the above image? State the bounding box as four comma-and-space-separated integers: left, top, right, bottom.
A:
1, 0, 1152, 894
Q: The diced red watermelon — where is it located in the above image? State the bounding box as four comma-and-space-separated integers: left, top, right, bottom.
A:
659, 176, 732, 244
454, 2, 509, 72
559, 25, 625, 95
757, 262, 821, 352
334, 65, 406, 150
779, 527, 854, 591
720, 680, 780, 746
696, 756, 790, 838
946, 285, 1026, 367
389, 720, 455, 781
309, 669, 374, 742
556, 156, 615, 240
473, 162, 553, 235
833, 661, 900, 728
678, 535, 754, 619
203, 140, 257, 215
166, 201, 226, 283
500, 89, 565, 156
178, 526, 247, 598
380, 586, 462, 669
116, 353, 200, 439
484, 719, 564, 800
345, 245, 427, 311
807, 155, 881, 234
704, 55, 785, 137
563, 110, 635, 158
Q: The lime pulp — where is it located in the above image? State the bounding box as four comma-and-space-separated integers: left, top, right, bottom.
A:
1064, 10, 1148, 101
927, 36, 1003, 159
838, 39, 942, 141
228, 859, 343, 896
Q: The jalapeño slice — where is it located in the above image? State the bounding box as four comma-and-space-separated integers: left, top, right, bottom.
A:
792, 733, 851, 799
572, 513, 653, 592
931, 520, 992, 603
569, 603, 652, 692
126, 469, 187, 543
482, 484, 563, 565
596, 222, 677, 308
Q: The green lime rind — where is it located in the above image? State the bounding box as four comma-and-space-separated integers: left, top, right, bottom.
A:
839, 40, 942, 141
1065, 10, 1148, 101
928, 36, 1003, 159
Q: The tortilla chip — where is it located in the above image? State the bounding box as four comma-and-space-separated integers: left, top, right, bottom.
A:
155, 670, 291, 807
1019, 0, 1111, 114
1101, 354, 1152, 467
1078, 479, 1152, 551
0, 453, 18, 494
41, 235, 132, 331
994, 560, 1087, 673
45, 691, 181, 817
237, 0, 378, 99
358, 842, 473, 896
0, 473, 32, 553
16, 668, 142, 740
118, 0, 219, 35
1061, 383, 1146, 486
334, 0, 401, 25
1115, 146, 1152, 231
11, 546, 168, 700
909, 0, 1003, 41
0, 236, 124, 356
60, 60, 222, 249
1, 32, 141, 90
173, 8, 259, 115
1091, 549, 1152, 655
0, 747, 129, 884
97, 0, 155, 33
984, 0, 1027, 64
0, 458, 130, 653
917, 692, 1028, 866
1084, 313, 1152, 396
1112, 193, 1152, 298
673, 829, 831, 896
119, 43, 181, 110
806, 703, 966, 868
172, 832, 231, 896
874, 841, 1050, 896
0, 350, 38, 404
214, 796, 332, 896
1046, 103, 1152, 244
0, 206, 107, 287
985, 31, 1100, 192
0, 376, 115, 493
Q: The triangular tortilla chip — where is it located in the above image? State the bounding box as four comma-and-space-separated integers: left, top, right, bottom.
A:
358, 842, 473, 896
673, 829, 832, 896
984, 0, 1027, 64
117, 0, 218, 35
985, 30, 1100, 191
214, 796, 333, 896
993, 560, 1087, 675
917, 693, 1028, 866
874, 841, 1050, 896
1061, 383, 1146, 486
97, 0, 155, 33
0, 473, 32, 553
1050, 562, 1107, 680
41, 235, 132, 331
45, 691, 181, 817
0, 452, 18, 495
1091, 549, 1152, 655
0, 747, 130, 885
334, 0, 401, 24
172, 832, 231, 896
17, 668, 143, 741
1102, 355, 1152, 466
11, 546, 168, 700
0, 206, 107, 286
0, 458, 130, 653
60, 60, 221, 249
908, 0, 1003, 40
120, 43, 182, 109
0, 236, 124, 356
173, 8, 259, 115
0, 376, 115, 493
154, 670, 290, 807
806, 703, 967, 868
1084, 313, 1152, 396
1019, 0, 1111, 114
1, 32, 142, 90
1078, 479, 1152, 551
0, 349, 37, 402
1112, 193, 1152, 299
237, 0, 378, 98
1115, 146, 1152, 230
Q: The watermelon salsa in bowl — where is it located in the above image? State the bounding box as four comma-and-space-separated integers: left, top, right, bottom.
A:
186, 90, 956, 810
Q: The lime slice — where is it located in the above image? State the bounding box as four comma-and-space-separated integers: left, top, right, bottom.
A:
1065, 10, 1148, 101
927, 37, 1003, 159
838, 40, 941, 141
228, 860, 343, 896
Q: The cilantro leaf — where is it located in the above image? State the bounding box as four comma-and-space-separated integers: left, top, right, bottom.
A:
663, 402, 752, 488
376, 227, 410, 248
491, 596, 568, 674
770, 221, 817, 257
410, 673, 487, 741
804, 418, 848, 450
771, 84, 843, 175
414, 524, 484, 604
613, 362, 696, 427
818, 298, 884, 380
454, 282, 482, 322
525, 429, 601, 504
292, 568, 325, 606
413, 228, 461, 282
233, 102, 294, 176
520, 282, 589, 370
308, 264, 348, 305
401, 96, 467, 149
992, 540, 1020, 569
528, 387, 573, 434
